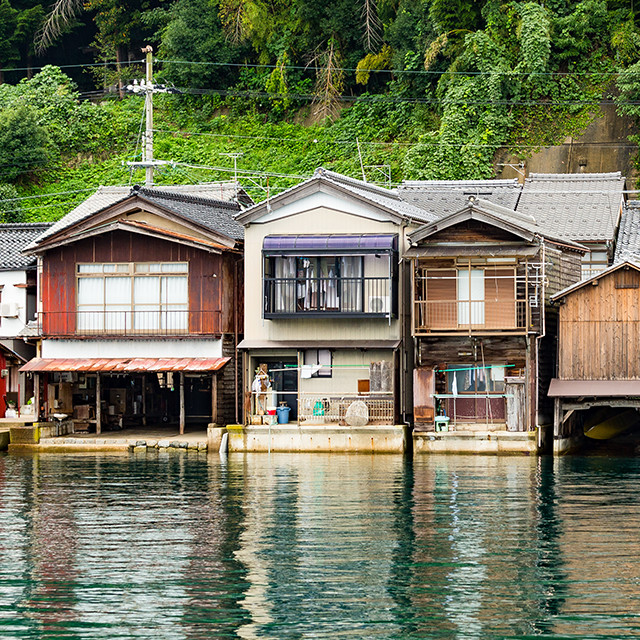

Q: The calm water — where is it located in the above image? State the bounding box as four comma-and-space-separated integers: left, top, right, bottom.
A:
1, 452, 640, 639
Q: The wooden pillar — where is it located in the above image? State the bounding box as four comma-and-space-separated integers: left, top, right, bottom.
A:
34, 372, 41, 421
211, 373, 218, 425
553, 397, 562, 440
179, 372, 185, 435
141, 374, 147, 426
96, 373, 102, 435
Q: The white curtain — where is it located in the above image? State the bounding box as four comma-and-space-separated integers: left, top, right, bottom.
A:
161, 276, 188, 331
274, 257, 295, 312
458, 269, 484, 325
77, 277, 104, 332
340, 257, 363, 312
105, 277, 131, 331
134, 276, 160, 330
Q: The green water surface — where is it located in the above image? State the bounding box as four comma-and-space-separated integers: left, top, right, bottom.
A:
0, 452, 639, 639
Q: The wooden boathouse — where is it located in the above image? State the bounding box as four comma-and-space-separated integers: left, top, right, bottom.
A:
549, 261, 640, 453
21, 184, 245, 435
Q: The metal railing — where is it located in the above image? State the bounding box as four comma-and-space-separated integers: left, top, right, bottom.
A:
298, 394, 394, 425
413, 299, 528, 334
39, 310, 222, 337
264, 276, 391, 315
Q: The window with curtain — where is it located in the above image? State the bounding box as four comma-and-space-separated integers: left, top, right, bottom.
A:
267, 255, 369, 313
77, 262, 188, 332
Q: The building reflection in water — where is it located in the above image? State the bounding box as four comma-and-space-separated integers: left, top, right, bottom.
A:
2, 451, 640, 638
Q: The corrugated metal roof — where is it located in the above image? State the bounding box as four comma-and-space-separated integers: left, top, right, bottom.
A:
548, 378, 640, 397
517, 172, 625, 242
20, 357, 230, 373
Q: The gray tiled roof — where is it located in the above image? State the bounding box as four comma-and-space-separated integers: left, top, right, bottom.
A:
615, 200, 640, 263
31, 183, 244, 249
0, 223, 53, 269
135, 187, 244, 240
411, 197, 585, 249
517, 172, 625, 242
317, 169, 437, 223
395, 179, 523, 217
238, 168, 438, 225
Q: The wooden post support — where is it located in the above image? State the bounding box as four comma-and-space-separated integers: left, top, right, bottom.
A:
34, 372, 41, 421
96, 373, 102, 435
179, 372, 185, 435
141, 374, 147, 426
553, 397, 562, 440
211, 373, 218, 425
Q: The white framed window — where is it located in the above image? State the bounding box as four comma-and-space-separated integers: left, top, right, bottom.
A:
457, 268, 485, 326
76, 262, 188, 332
303, 349, 332, 378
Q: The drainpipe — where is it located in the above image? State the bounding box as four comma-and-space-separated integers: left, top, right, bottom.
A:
234, 255, 242, 424
535, 240, 547, 432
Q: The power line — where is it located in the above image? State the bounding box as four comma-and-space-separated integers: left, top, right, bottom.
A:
0, 59, 145, 74
152, 128, 640, 149
164, 85, 626, 107
156, 58, 626, 77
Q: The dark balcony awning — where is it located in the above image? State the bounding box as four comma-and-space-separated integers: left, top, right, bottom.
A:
263, 234, 397, 255
20, 357, 230, 373
548, 379, 640, 397
237, 339, 401, 350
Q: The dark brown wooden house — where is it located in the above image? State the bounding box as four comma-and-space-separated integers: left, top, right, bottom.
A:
549, 261, 640, 451
408, 197, 584, 435
21, 185, 245, 433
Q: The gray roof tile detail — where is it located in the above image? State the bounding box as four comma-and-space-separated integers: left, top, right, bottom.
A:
615, 200, 640, 263
518, 172, 625, 242
135, 187, 244, 240
239, 168, 438, 224
395, 179, 522, 218
31, 183, 244, 249
0, 223, 53, 269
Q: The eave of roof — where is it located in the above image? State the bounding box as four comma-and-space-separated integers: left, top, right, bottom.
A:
551, 260, 640, 301
236, 168, 436, 226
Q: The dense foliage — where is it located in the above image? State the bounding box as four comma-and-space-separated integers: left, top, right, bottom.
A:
0, 0, 639, 221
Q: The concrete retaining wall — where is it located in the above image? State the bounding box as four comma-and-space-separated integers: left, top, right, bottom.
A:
226, 424, 410, 453
414, 430, 539, 454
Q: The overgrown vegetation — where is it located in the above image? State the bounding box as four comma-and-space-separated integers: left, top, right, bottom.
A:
0, 0, 639, 221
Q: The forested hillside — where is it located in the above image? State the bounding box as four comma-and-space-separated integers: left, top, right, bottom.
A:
1, 0, 640, 221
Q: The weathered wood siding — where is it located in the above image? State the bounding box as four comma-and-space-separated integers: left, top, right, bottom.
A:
558, 266, 640, 380
41, 230, 233, 335
537, 245, 583, 423
428, 220, 528, 244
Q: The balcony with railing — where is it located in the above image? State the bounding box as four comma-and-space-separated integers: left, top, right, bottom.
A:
413, 298, 529, 335
264, 276, 393, 318
39, 309, 222, 337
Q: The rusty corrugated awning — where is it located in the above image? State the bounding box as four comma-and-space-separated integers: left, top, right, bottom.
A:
548, 379, 640, 397
20, 357, 230, 373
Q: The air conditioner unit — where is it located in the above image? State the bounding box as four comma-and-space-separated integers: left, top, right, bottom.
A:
368, 295, 390, 314
0, 302, 18, 318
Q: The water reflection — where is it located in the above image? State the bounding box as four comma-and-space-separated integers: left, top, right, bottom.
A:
1, 452, 640, 638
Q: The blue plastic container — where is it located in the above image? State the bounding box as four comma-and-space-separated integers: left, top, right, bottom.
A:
276, 405, 291, 424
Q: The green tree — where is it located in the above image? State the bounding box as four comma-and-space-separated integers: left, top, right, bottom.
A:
0, 105, 50, 182
0, 183, 24, 222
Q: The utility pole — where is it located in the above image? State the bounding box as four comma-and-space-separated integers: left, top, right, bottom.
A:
143, 45, 154, 187
220, 152, 243, 200
126, 46, 177, 186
